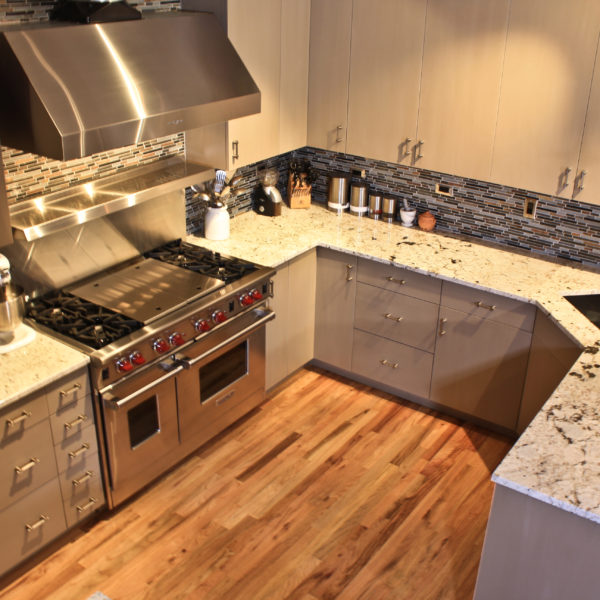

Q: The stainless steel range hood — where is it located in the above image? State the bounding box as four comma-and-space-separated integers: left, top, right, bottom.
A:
0, 10, 260, 160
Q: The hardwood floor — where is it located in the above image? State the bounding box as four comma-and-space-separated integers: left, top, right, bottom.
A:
0, 367, 512, 600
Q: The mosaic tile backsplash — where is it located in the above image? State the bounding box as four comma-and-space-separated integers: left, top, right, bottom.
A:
0, 0, 183, 205
186, 146, 600, 268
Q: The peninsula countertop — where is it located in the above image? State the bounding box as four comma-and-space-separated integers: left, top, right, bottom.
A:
189, 203, 600, 524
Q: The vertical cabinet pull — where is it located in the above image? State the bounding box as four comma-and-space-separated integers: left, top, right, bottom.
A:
231, 140, 239, 162
345, 264, 354, 282
25, 514, 49, 532
562, 166, 572, 189
575, 170, 588, 192
59, 383, 81, 399
439, 317, 447, 336
335, 124, 344, 143
6, 410, 32, 427
415, 140, 425, 160
402, 137, 413, 158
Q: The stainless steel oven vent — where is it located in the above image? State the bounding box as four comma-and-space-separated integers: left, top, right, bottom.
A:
0, 11, 260, 160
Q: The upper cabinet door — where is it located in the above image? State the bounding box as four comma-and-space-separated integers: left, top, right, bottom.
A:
345, 0, 425, 164
307, 0, 353, 151
573, 35, 600, 205
279, 0, 310, 154
228, 0, 282, 168
415, 0, 510, 181
490, 0, 600, 198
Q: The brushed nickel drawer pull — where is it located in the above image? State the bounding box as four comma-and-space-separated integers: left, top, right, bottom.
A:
439, 318, 447, 336
68, 443, 90, 459
346, 264, 354, 281
72, 470, 94, 487
76, 497, 97, 513
384, 313, 403, 323
335, 124, 344, 143
59, 383, 81, 399
64, 414, 87, 430
25, 514, 49, 532
474, 301, 496, 311
7, 410, 32, 427
386, 276, 406, 285
380, 359, 399, 369
15, 457, 40, 474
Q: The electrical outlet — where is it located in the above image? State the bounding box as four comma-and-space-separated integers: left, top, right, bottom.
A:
435, 183, 453, 196
523, 198, 538, 219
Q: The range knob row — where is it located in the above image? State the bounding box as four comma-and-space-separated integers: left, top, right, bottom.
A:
239, 288, 263, 307
115, 350, 146, 373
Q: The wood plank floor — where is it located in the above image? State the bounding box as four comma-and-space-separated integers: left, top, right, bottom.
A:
0, 366, 512, 600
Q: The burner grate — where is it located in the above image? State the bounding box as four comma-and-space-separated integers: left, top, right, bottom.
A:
28, 291, 144, 349
146, 240, 258, 284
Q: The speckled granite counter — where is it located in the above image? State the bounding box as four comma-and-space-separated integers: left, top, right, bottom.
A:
188, 203, 600, 524
0, 329, 89, 409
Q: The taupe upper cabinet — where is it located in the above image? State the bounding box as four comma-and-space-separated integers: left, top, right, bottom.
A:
415, 0, 510, 181
490, 0, 600, 198
573, 33, 600, 205
307, 0, 353, 151
345, 0, 425, 164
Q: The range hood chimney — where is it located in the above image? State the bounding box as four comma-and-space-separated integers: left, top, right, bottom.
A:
0, 9, 260, 160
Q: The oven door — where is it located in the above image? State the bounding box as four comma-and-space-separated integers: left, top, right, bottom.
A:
99, 361, 183, 507
176, 307, 274, 452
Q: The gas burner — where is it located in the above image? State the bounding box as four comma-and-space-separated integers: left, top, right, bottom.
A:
28, 291, 143, 349
145, 240, 258, 284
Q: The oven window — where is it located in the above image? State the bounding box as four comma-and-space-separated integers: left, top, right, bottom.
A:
200, 341, 248, 403
127, 396, 159, 448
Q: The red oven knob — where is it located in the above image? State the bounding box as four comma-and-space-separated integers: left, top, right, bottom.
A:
130, 350, 146, 366
212, 310, 227, 324
250, 288, 263, 301
153, 338, 170, 354
169, 332, 185, 347
194, 319, 211, 333
115, 357, 133, 372
239, 293, 254, 307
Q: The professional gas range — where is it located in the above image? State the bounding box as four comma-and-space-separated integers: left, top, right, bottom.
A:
26, 238, 276, 507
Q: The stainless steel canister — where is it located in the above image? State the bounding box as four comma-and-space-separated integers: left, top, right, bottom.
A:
327, 174, 350, 213
368, 193, 383, 219
382, 197, 396, 223
349, 182, 369, 216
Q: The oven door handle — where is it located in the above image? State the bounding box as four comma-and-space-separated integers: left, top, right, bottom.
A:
103, 364, 185, 409
177, 309, 275, 370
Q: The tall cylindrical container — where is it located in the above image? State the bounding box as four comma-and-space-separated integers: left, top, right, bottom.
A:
368, 193, 383, 219
328, 174, 350, 213
382, 197, 396, 223
349, 182, 369, 216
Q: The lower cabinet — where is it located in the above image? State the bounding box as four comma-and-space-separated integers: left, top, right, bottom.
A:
0, 367, 105, 576
266, 249, 317, 389
430, 306, 532, 430
314, 247, 357, 370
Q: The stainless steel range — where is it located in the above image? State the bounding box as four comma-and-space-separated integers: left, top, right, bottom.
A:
7, 159, 275, 508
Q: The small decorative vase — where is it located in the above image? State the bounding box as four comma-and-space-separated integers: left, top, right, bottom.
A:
418, 211, 436, 231
399, 208, 417, 227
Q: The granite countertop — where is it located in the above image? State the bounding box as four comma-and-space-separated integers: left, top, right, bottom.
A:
189, 203, 600, 524
0, 328, 89, 410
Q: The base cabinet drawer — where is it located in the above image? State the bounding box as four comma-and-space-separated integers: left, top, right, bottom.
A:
352, 330, 433, 399
354, 282, 440, 352
0, 478, 67, 575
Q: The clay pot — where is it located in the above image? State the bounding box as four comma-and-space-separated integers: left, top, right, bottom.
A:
418, 211, 436, 232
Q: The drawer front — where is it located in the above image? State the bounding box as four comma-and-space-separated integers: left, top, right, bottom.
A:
354, 282, 439, 352
46, 369, 91, 416
63, 485, 104, 528
0, 477, 66, 576
54, 424, 99, 475
0, 392, 49, 449
49, 394, 94, 447
0, 420, 57, 512
61, 456, 105, 528
441, 280, 535, 332
352, 330, 433, 399
357, 258, 442, 303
